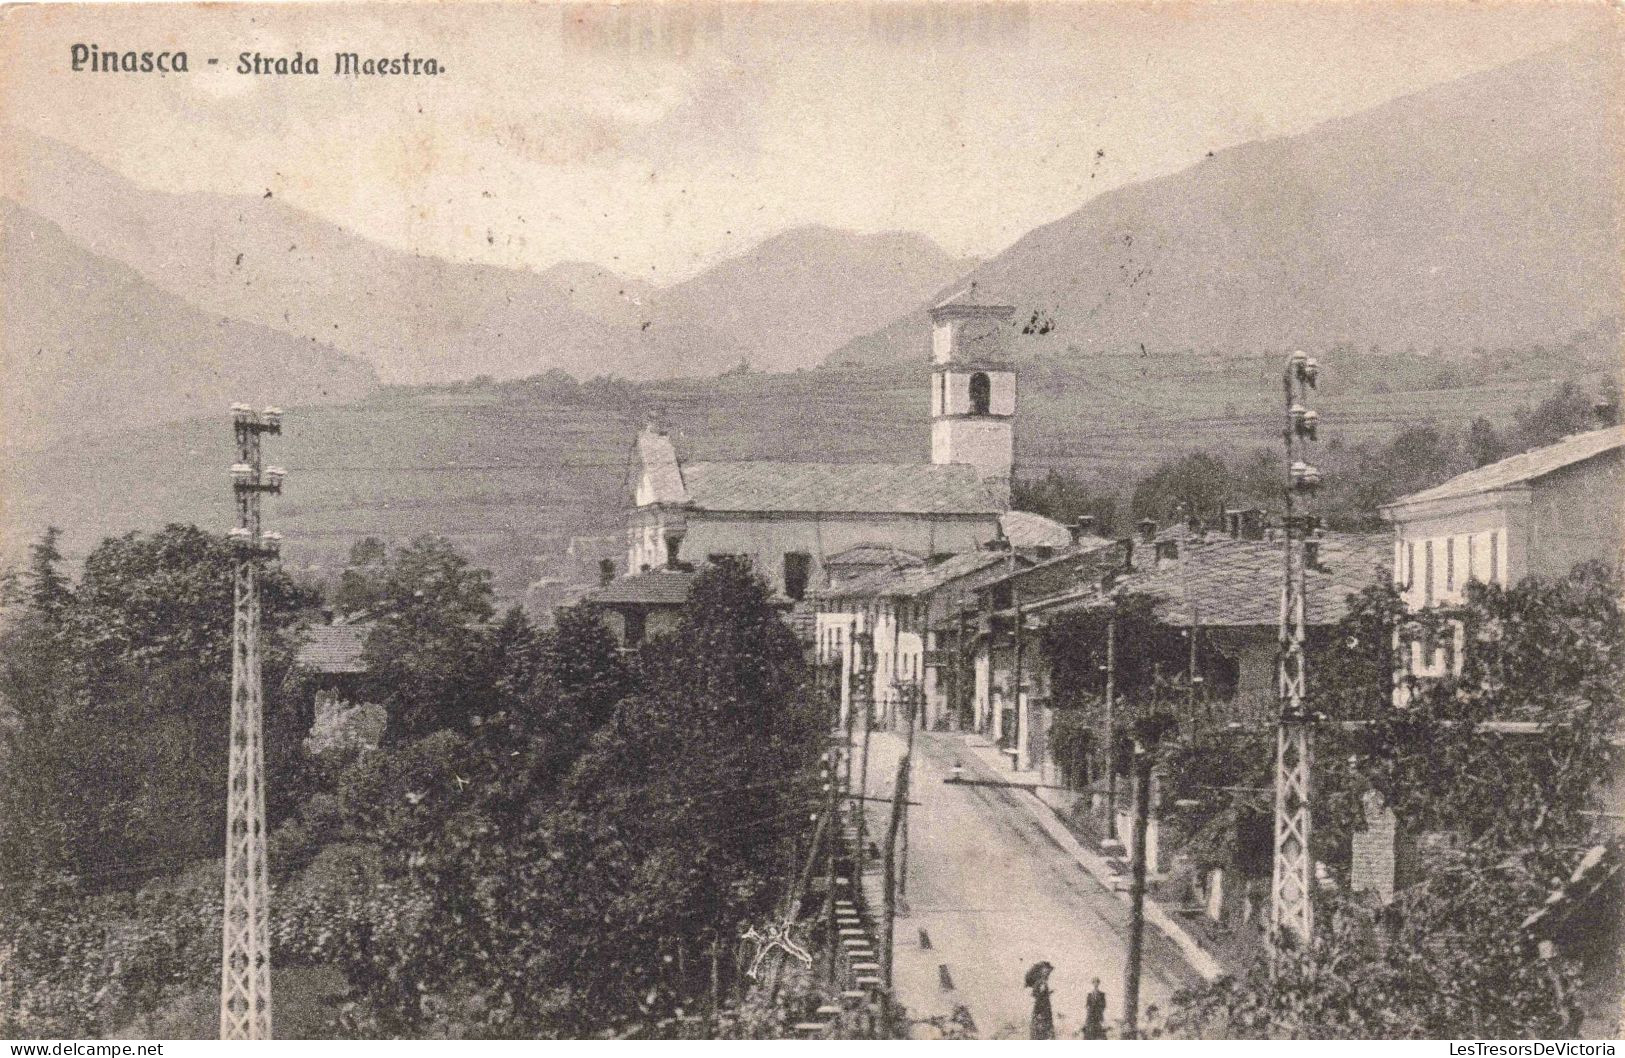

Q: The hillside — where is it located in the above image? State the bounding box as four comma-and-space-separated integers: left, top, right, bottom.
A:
0, 200, 377, 444
647, 227, 971, 374
3, 128, 966, 386
832, 40, 1622, 366
3, 343, 1606, 604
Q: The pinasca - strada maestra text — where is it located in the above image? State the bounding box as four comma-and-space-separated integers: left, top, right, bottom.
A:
69, 45, 444, 76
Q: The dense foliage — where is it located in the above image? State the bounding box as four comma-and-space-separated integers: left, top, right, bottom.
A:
1020, 379, 1620, 533
1168, 563, 1624, 1038
0, 537, 825, 1038
0, 525, 321, 891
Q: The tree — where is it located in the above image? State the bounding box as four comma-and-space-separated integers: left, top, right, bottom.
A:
360, 536, 496, 739
1465, 417, 1505, 468
1130, 453, 1232, 525
0, 524, 320, 889
1169, 563, 1623, 1038
321, 557, 821, 1036
0, 528, 74, 735
1010, 470, 1118, 534
332, 536, 389, 615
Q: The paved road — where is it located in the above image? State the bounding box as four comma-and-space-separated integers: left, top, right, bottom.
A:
855, 729, 1200, 1039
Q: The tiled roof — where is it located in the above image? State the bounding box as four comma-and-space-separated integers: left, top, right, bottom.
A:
1000, 510, 1073, 549
679, 461, 1003, 515
1383, 426, 1625, 511
933, 285, 1015, 313
295, 623, 371, 674
825, 543, 927, 568
1114, 532, 1389, 627
583, 569, 696, 606
827, 549, 1015, 599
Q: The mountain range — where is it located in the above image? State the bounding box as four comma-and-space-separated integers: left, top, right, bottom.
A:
0, 200, 378, 445
2, 126, 970, 398
831, 39, 1622, 365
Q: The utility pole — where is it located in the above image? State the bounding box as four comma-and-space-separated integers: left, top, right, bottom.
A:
880, 754, 911, 996
853, 630, 874, 884
221, 404, 284, 1041
1104, 607, 1118, 841
898, 654, 919, 900
1272, 351, 1322, 954
1121, 727, 1159, 1039
824, 742, 839, 980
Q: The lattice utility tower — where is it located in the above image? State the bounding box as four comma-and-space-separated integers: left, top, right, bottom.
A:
220, 404, 285, 1040
1272, 352, 1321, 953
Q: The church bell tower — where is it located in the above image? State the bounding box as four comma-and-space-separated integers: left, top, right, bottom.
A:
929, 287, 1016, 504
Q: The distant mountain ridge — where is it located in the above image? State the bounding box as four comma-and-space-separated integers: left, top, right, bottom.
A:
2, 127, 969, 386
831, 39, 1622, 366
0, 198, 378, 445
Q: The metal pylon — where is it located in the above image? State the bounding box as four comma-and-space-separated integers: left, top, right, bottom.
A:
1272, 352, 1321, 955
1270, 717, 1313, 948
221, 405, 282, 1040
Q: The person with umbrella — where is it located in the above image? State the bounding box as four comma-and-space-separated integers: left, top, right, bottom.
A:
1024, 961, 1055, 1039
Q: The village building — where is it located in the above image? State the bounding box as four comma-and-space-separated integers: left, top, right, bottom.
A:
816, 547, 1036, 732
1381, 424, 1624, 683
578, 568, 698, 650
618, 288, 1068, 646
291, 621, 386, 753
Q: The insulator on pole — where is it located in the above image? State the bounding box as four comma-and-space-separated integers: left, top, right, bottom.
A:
231, 463, 256, 486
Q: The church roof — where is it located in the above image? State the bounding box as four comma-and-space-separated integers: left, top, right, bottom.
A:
677, 461, 1003, 515
932, 285, 1015, 315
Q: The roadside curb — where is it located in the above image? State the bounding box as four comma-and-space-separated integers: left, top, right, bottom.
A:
944, 733, 1226, 984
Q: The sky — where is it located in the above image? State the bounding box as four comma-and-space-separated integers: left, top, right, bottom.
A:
0, 1, 1605, 282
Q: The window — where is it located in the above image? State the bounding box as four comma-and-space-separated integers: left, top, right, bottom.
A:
969, 372, 992, 415
783, 552, 811, 601
1467, 534, 1476, 583
665, 535, 681, 568
1489, 532, 1500, 585
1406, 541, 1416, 590
1424, 540, 1434, 605
624, 609, 647, 647
1446, 537, 1454, 592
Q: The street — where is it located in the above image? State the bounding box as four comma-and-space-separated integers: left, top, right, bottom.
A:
855, 728, 1201, 1039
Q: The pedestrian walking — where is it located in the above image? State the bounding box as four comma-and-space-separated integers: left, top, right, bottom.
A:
1024, 961, 1055, 1040
1083, 977, 1108, 1039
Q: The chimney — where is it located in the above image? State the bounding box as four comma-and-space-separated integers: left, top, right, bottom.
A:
1304, 540, 1321, 570
1120, 537, 1136, 570
1595, 397, 1620, 428
1069, 515, 1097, 546
1238, 508, 1265, 541
598, 558, 615, 586
1155, 539, 1179, 568
1138, 518, 1157, 544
